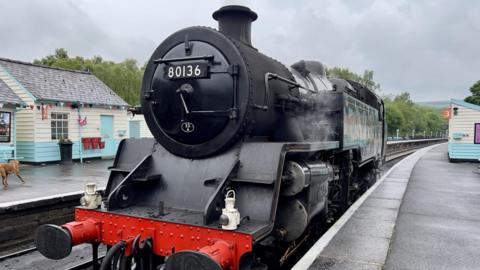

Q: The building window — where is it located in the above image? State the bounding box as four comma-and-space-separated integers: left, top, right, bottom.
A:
51, 113, 69, 140
0, 112, 11, 143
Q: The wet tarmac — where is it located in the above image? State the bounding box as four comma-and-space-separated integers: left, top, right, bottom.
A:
0, 160, 112, 205
385, 144, 480, 270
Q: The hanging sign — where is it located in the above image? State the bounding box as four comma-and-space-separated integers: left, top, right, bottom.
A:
442, 108, 451, 119
41, 105, 48, 120
78, 116, 88, 126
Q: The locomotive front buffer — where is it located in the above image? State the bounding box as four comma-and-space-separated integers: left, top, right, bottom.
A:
36, 208, 252, 270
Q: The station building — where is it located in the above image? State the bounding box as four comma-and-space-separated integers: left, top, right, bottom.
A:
448, 99, 480, 161
128, 114, 153, 139
0, 58, 129, 163
0, 80, 25, 162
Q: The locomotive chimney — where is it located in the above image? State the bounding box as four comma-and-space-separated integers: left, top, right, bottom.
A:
213, 5, 258, 46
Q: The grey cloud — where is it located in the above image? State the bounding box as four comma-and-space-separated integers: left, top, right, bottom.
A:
0, 0, 478, 102
0, 0, 156, 63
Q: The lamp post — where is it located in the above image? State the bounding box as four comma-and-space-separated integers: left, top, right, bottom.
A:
396, 129, 399, 140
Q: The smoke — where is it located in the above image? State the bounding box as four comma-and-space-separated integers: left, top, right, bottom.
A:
297, 88, 340, 142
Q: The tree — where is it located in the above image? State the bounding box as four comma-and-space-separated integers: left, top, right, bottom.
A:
384, 99, 404, 135
326, 67, 381, 92
55, 48, 69, 59
465, 80, 480, 105
360, 70, 381, 93
34, 49, 144, 105
383, 92, 447, 138
393, 92, 413, 105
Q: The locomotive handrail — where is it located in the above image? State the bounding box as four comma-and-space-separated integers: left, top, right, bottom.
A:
267, 73, 316, 93
153, 55, 215, 64
263, 73, 316, 111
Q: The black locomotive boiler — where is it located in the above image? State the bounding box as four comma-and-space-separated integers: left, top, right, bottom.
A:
35, 5, 385, 270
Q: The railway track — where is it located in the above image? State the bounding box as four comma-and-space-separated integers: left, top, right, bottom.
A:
0, 247, 36, 261
385, 138, 445, 161
0, 139, 446, 269
0, 246, 105, 270
64, 255, 104, 270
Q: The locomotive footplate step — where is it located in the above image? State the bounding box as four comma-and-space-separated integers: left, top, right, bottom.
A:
295, 143, 480, 270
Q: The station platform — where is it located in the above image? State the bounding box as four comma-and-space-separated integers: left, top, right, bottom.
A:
0, 160, 111, 208
294, 143, 480, 270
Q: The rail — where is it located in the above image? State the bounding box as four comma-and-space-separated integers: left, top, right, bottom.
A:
0, 247, 36, 261
0, 246, 104, 270
385, 138, 446, 161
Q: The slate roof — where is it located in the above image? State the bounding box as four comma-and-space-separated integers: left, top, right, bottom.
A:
0, 79, 23, 105
0, 58, 129, 106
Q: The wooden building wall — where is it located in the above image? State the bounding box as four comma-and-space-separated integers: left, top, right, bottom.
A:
448, 99, 480, 160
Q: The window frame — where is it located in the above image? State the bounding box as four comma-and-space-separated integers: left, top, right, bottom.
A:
0, 111, 12, 143
475, 123, 480, 144
51, 113, 69, 140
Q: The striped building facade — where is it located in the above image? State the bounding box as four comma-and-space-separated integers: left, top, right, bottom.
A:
0, 58, 130, 163
448, 99, 480, 161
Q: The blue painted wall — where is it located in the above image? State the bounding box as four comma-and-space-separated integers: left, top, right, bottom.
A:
448, 143, 480, 160
0, 145, 14, 162
100, 115, 116, 157
17, 140, 121, 163
129, 121, 141, 138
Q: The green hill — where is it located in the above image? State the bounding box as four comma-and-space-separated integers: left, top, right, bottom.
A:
416, 100, 450, 109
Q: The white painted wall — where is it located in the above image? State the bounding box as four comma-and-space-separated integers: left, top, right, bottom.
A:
33, 105, 129, 142
0, 67, 36, 142
448, 104, 480, 144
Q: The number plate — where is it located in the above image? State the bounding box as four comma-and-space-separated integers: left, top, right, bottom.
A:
165, 63, 209, 80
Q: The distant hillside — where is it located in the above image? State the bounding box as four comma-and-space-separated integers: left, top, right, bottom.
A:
416, 100, 450, 109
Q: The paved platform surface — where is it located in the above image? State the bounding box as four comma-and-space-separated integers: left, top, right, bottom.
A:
385, 144, 480, 270
295, 143, 480, 270
0, 160, 111, 206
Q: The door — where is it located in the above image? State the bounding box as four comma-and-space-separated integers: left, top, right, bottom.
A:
100, 115, 115, 156
129, 121, 141, 138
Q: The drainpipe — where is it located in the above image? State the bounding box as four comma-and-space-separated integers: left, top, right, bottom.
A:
77, 107, 83, 164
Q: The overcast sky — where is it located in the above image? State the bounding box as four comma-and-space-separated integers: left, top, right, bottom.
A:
1, 0, 479, 101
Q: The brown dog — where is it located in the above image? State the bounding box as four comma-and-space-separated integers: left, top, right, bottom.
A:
1, 160, 25, 189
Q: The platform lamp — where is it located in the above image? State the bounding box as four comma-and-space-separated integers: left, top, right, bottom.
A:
453, 107, 458, 116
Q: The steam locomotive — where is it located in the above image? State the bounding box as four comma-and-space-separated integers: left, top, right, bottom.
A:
35, 5, 385, 270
